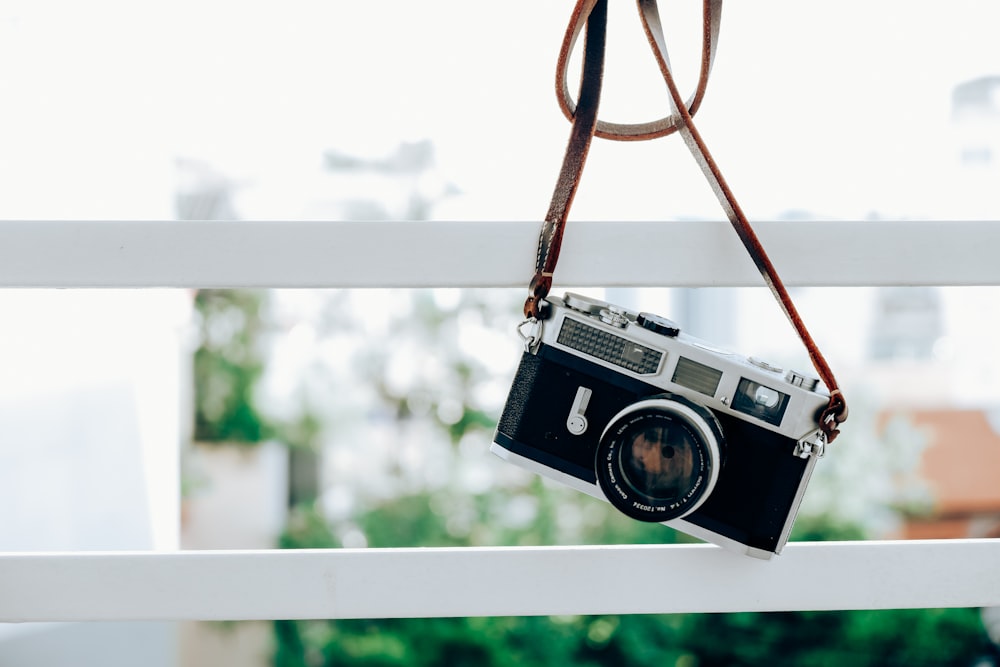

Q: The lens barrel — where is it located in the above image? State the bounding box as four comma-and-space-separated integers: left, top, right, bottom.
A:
595, 396, 723, 522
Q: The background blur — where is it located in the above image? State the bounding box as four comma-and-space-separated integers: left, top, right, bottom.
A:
2, 1, 1000, 665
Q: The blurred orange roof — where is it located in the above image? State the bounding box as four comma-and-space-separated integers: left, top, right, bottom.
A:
889, 409, 1000, 515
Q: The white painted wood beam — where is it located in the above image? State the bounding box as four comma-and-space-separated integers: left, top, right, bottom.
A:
2, 540, 998, 622
1, 220, 997, 289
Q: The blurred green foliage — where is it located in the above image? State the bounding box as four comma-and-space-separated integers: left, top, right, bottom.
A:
193, 289, 274, 444
275, 492, 991, 667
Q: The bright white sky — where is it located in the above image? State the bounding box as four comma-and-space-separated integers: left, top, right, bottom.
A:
1, 1, 998, 221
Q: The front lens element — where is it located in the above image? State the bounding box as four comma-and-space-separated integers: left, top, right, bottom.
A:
621, 423, 700, 502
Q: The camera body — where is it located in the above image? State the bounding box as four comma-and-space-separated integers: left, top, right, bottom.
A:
492, 293, 832, 559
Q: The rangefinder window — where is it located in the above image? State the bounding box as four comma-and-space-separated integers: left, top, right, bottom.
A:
732, 378, 789, 426
557, 318, 663, 375
672, 356, 723, 397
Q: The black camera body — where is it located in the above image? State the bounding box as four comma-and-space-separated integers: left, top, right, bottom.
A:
493, 293, 831, 559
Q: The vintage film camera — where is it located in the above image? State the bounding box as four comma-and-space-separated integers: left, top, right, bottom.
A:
492, 293, 832, 559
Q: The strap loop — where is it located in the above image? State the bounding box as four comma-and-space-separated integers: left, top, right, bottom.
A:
556, 0, 723, 141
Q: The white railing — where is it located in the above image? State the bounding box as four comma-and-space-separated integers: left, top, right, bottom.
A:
2, 220, 1000, 288
1, 218, 999, 622
3, 541, 1000, 622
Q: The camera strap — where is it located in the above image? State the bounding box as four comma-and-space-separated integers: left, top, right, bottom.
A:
525, 0, 848, 442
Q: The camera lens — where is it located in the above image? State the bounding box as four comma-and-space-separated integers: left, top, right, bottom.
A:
595, 397, 723, 523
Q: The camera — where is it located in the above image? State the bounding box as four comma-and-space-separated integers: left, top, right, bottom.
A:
492, 293, 832, 559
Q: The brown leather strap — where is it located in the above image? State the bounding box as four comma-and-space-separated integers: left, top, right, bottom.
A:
524, 0, 607, 321
526, 0, 847, 441
526, 0, 715, 319
635, 0, 847, 441
556, 0, 723, 141
524, 0, 722, 318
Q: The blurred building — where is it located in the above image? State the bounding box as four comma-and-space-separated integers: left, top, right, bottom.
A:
878, 409, 1000, 540
953, 76, 1000, 169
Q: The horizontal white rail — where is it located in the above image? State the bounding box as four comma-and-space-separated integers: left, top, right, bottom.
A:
2, 540, 999, 621
1, 220, 999, 288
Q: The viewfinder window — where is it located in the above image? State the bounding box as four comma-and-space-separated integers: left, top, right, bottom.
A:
732, 378, 789, 426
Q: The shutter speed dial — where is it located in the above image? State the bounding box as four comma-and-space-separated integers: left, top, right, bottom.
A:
637, 312, 680, 337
